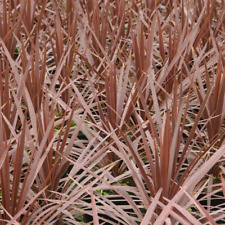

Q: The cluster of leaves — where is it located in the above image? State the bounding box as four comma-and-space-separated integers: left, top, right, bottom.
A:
0, 0, 225, 224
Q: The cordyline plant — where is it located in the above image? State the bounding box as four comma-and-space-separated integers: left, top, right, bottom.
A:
0, 0, 225, 224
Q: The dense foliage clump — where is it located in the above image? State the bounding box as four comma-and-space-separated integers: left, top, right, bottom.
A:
0, 0, 225, 224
